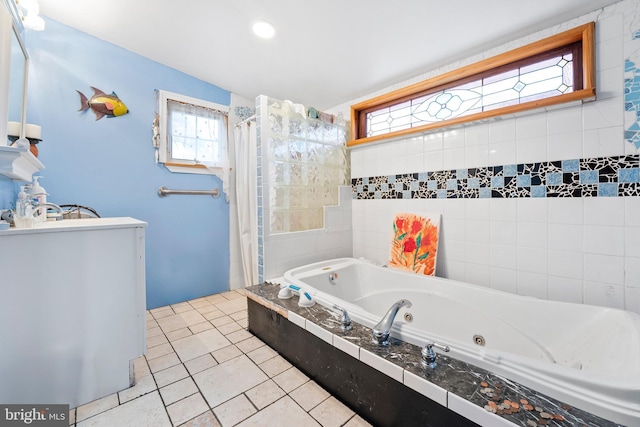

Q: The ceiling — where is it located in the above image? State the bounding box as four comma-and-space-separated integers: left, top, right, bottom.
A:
37, 0, 621, 110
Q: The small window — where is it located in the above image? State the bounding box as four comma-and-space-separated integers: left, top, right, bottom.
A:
156, 90, 229, 175
350, 23, 595, 146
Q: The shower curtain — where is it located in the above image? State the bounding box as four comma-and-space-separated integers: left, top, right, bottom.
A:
233, 121, 259, 286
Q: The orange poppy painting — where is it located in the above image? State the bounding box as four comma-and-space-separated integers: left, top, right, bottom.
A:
389, 213, 440, 276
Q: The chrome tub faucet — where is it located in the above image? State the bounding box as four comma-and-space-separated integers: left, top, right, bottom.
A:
421, 341, 450, 369
372, 299, 412, 346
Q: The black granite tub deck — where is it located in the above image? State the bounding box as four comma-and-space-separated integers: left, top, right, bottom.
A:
246, 283, 626, 427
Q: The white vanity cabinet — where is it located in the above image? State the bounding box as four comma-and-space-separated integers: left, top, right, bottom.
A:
0, 217, 147, 408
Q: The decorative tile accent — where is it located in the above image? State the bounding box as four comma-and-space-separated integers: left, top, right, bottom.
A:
352, 155, 640, 200
625, 26, 640, 149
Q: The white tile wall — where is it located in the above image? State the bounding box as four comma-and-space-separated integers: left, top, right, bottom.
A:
342, 0, 640, 313
264, 186, 353, 281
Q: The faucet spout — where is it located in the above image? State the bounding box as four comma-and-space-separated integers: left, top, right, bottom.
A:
33, 202, 63, 215
372, 299, 412, 346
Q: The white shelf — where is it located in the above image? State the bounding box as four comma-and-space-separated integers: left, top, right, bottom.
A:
0, 145, 45, 181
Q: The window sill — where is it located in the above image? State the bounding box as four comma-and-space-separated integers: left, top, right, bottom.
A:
0, 145, 45, 181
163, 162, 219, 175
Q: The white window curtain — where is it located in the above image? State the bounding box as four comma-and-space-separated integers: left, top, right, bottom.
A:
156, 90, 231, 200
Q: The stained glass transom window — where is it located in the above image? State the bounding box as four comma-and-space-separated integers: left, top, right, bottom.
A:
366, 53, 574, 138
350, 23, 595, 145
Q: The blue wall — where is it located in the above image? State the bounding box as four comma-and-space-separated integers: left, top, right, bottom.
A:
19, 18, 231, 309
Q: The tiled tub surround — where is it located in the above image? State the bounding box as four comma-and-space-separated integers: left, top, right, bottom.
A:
246, 283, 623, 427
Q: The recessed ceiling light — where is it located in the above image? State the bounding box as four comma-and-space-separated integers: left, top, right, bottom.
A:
252, 21, 275, 39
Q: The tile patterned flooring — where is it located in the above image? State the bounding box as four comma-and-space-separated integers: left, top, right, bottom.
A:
70, 290, 372, 427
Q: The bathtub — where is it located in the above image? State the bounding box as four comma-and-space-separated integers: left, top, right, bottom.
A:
283, 257, 640, 426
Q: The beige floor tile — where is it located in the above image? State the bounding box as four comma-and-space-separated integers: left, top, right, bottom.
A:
237, 318, 249, 328
211, 316, 235, 328
272, 367, 309, 393
235, 337, 264, 354
189, 299, 213, 309
157, 311, 207, 333
189, 321, 214, 334
215, 298, 247, 315
236, 396, 320, 427
205, 294, 228, 304
147, 326, 163, 338
344, 415, 373, 427
147, 319, 159, 329
211, 345, 242, 364
229, 310, 248, 321
173, 329, 231, 362
154, 363, 190, 388
132, 356, 151, 382
69, 408, 76, 425
196, 304, 218, 315
184, 354, 218, 375
160, 378, 199, 406
246, 345, 278, 365
309, 397, 355, 427
203, 310, 226, 320
77, 392, 171, 427
166, 328, 193, 342
213, 394, 257, 427
147, 333, 169, 348
220, 291, 245, 300
76, 393, 119, 422
118, 373, 157, 403
259, 355, 292, 377
146, 342, 174, 360
166, 393, 209, 427
226, 329, 253, 344
216, 321, 242, 335
289, 381, 330, 412
193, 355, 268, 408
148, 352, 182, 373
245, 379, 286, 410
152, 307, 175, 319
178, 410, 221, 427
173, 304, 193, 314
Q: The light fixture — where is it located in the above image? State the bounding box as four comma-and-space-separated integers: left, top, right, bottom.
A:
17, 0, 45, 31
252, 20, 275, 39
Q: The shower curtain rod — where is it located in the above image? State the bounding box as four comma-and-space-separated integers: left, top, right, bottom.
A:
235, 114, 256, 127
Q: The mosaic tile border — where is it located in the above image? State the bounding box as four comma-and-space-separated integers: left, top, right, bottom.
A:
352, 155, 640, 200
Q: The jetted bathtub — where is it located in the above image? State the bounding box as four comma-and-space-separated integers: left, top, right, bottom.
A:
283, 257, 640, 426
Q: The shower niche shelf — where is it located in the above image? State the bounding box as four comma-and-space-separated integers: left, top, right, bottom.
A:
0, 145, 44, 181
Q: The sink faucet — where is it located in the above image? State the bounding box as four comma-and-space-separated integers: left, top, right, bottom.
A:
33, 202, 63, 218
372, 299, 412, 346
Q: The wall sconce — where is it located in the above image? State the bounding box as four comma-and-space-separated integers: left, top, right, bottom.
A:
17, 0, 45, 31
8, 121, 42, 157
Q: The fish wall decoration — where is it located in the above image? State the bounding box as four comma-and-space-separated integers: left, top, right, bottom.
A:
77, 87, 129, 120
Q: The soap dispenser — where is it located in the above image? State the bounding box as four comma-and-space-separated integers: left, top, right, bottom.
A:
31, 176, 47, 223
14, 186, 34, 228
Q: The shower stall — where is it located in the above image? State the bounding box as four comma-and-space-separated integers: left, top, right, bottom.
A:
234, 95, 352, 285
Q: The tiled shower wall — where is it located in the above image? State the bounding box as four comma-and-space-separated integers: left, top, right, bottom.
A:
256, 96, 353, 282
329, 0, 640, 313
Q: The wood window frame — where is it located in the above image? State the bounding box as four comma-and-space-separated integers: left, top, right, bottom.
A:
349, 22, 595, 147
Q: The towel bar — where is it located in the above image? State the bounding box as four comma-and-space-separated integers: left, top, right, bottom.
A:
157, 186, 219, 198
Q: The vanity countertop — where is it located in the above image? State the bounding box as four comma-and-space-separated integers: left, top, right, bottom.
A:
0, 217, 147, 235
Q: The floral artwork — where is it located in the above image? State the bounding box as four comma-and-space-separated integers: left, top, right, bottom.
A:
389, 213, 440, 276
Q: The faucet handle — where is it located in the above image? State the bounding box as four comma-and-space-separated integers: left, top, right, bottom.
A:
421, 341, 450, 369
331, 304, 352, 331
